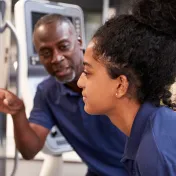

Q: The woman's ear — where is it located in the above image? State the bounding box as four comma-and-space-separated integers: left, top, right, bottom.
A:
115, 75, 129, 98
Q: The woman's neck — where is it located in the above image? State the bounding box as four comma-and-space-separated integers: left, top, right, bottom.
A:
107, 99, 141, 136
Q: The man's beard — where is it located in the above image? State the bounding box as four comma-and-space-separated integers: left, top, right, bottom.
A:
55, 70, 76, 84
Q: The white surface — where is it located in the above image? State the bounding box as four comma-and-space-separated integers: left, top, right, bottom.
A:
39, 155, 63, 176
6, 159, 87, 176
6, 114, 82, 162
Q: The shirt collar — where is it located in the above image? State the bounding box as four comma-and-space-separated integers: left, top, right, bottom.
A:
123, 102, 157, 160
55, 80, 80, 104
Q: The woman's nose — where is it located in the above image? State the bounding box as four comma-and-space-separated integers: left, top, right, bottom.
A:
77, 73, 85, 88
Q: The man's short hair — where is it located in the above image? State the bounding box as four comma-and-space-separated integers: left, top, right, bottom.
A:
34, 14, 73, 32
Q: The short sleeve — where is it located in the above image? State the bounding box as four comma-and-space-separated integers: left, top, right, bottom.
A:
152, 107, 176, 176
29, 84, 55, 130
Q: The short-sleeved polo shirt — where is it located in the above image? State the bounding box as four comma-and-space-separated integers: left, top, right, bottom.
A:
121, 102, 176, 176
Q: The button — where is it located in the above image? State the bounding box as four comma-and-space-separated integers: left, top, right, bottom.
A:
51, 131, 57, 137
75, 19, 80, 24
30, 56, 39, 65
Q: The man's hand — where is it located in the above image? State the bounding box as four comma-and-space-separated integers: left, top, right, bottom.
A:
0, 88, 24, 116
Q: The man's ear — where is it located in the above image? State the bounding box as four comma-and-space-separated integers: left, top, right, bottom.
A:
115, 75, 129, 98
77, 36, 83, 50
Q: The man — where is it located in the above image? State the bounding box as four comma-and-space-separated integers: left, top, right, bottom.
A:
0, 14, 128, 176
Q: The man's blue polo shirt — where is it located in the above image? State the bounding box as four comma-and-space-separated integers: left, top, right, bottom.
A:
29, 76, 128, 176
121, 102, 176, 176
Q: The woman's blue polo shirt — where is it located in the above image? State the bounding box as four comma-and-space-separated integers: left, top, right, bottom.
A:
122, 102, 176, 176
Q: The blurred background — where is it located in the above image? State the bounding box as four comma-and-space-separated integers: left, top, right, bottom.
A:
0, 0, 132, 175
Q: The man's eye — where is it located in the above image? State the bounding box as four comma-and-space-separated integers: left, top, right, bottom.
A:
40, 51, 52, 58
60, 45, 70, 51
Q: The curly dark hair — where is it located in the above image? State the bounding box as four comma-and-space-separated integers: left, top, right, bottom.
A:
92, 0, 176, 108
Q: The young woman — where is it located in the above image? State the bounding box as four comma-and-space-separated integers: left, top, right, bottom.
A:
78, 0, 176, 175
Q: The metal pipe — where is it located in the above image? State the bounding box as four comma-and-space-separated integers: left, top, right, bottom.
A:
6, 21, 21, 176
102, 0, 110, 24
0, 1, 7, 175
0, 20, 21, 176
0, 0, 6, 176
0, 0, 20, 175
